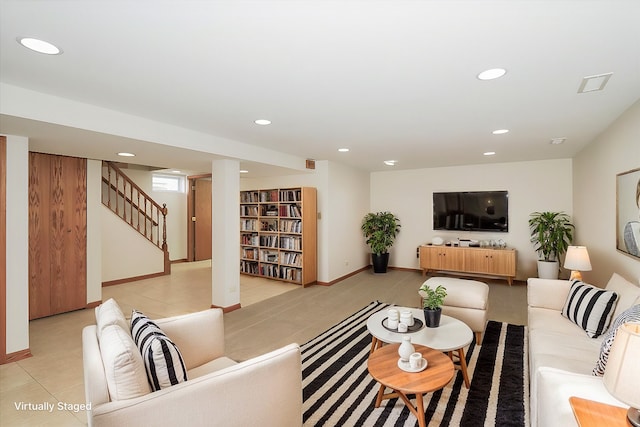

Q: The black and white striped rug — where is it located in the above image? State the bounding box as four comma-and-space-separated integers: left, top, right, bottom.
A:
302, 301, 529, 427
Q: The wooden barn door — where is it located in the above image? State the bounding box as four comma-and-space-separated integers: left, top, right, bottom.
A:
29, 152, 87, 319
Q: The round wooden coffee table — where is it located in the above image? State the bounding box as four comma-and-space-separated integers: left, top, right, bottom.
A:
367, 343, 454, 427
367, 308, 473, 388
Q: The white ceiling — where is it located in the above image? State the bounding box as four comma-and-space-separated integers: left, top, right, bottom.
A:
1, 0, 639, 176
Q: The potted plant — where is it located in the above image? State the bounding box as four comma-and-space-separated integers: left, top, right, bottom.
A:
361, 211, 401, 273
528, 211, 575, 279
419, 283, 447, 328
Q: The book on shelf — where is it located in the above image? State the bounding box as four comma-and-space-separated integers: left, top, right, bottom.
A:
260, 250, 279, 263
240, 260, 259, 274
241, 219, 257, 231
259, 190, 279, 202
279, 219, 302, 233
241, 191, 259, 203
259, 235, 279, 248
260, 219, 278, 232
280, 252, 302, 266
279, 204, 301, 217
280, 266, 302, 282
279, 236, 301, 250
240, 205, 258, 216
241, 233, 259, 246
279, 189, 302, 202
242, 248, 257, 259
260, 263, 279, 278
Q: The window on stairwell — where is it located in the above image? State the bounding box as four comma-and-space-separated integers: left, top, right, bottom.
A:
152, 174, 185, 193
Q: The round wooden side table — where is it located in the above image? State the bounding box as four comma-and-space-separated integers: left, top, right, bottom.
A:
367, 343, 455, 427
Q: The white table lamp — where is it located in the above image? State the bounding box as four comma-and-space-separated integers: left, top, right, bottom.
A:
603, 322, 640, 427
564, 246, 592, 281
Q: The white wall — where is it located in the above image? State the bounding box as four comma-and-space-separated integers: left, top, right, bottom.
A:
4, 135, 29, 354
326, 161, 371, 280
573, 99, 640, 286
101, 207, 165, 282
370, 159, 574, 280
121, 169, 188, 261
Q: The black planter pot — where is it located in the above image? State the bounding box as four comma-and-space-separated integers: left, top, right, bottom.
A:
371, 253, 390, 273
423, 307, 442, 328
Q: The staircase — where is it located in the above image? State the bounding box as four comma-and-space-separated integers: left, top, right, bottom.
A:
101, 161, 171, 275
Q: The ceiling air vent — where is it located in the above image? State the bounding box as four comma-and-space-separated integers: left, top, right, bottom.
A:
577, 73, 613, 93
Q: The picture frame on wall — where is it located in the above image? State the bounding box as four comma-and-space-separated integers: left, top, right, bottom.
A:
616, 167, 640, 259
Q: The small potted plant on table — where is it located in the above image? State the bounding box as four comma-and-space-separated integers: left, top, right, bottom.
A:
419, 283, 447, 328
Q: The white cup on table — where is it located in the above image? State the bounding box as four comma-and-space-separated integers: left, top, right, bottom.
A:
400, 310, 414, 327
387, 317, 399, 329
409, 352, 422, 369
397, 322, 408, 333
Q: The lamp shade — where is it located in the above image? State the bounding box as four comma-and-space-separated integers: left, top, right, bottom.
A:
564, 246, 592, 271
603, 323, 640, 408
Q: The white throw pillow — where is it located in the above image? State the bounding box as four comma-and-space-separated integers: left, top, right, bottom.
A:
99, 324, 151, 400
95, 298, 128, 341
561, 281, 618, 338
593, 304, 640, 376
604, 273, 640, 320
131, 310, 188, 391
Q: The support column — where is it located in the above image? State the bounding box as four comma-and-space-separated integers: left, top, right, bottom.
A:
211, 159, 241, 312
1, 135, 30, 364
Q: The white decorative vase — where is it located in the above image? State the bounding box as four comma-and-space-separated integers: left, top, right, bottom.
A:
537, 260, 560, 279
398, 336, 415, 362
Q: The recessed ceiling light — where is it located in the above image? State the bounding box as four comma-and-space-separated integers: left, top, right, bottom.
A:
254, 119, 271, 125
240, 170, 249, 174
483, 151, 496, 156
477, 68, 507, 80
338, 148, 350, 152
492, 129, 509, 135
171, 170, 181, 174
550, 137, 566, 145
117, 152, 135, 157
384, 160, 397, 166
17, 37, 62, 55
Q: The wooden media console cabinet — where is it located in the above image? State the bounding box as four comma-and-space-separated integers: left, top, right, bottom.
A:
419, 245, 517, 285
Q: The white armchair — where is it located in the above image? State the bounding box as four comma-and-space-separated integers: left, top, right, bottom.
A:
83, 308, 302, 427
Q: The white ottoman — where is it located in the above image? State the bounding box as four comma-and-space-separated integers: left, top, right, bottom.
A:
418, 277, 489, 344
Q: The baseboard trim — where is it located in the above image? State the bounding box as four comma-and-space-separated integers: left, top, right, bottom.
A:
102, 271, 166, 287
211, 303, 241, 313
86, 300, 102, 309
171, 258, 188, 264
1, 348, 32, 365
316, 266, 371, 286
388, 266, 421, 273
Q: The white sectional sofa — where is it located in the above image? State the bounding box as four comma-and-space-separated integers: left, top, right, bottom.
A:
527, 273, 640, 427
83, 302, 303, 427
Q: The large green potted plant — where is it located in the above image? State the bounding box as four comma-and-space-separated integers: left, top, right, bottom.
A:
419, 283, 447, 328
361, 211, 401, 273
528, 211, 574, 279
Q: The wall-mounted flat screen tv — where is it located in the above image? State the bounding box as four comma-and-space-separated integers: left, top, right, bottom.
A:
433, 191, 509, 232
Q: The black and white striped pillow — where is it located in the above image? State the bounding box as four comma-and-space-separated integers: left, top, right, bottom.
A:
131, 310, 188, 391
561, 281, 618, 338
593, 304, 640, 376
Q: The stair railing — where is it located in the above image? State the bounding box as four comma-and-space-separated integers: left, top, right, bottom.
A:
101, 161, 170, 274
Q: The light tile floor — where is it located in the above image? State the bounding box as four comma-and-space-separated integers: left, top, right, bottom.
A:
0, 265, 527, 426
